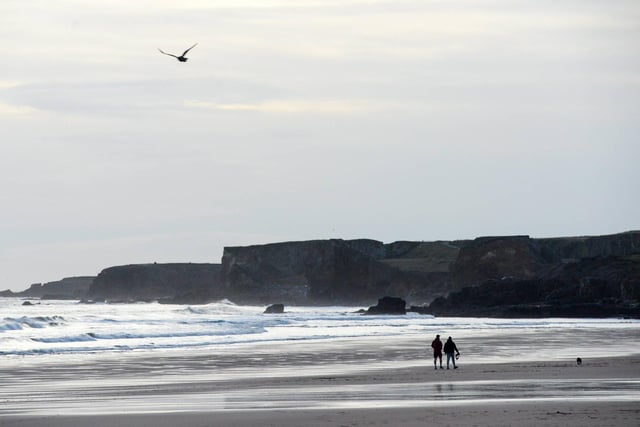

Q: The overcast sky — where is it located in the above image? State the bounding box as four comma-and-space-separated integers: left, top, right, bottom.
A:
1, 0, 638, 291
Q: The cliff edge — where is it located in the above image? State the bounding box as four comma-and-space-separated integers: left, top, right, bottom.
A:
7, 231, 638, 316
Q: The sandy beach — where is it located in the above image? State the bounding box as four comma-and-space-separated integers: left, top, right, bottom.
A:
3, 401, 640, 427
1, 348, 639, 427
2, 303, 639, 426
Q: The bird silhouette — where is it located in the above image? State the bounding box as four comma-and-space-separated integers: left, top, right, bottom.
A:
158, 43, 198, 62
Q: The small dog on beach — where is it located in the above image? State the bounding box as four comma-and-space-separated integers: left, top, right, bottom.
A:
576, 357, 582, 366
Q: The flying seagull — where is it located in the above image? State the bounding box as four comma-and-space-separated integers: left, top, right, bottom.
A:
158, 43, 198, 62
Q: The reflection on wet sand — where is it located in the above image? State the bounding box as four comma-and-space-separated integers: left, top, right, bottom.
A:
2, 360, 639, 415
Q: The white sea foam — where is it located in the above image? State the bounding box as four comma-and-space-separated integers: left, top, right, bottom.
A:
1, 298, 639, 361
0, 315, 65, 331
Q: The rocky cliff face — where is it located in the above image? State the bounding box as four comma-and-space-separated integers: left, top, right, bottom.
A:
536, 231, 640, 262
428, 255, 640, 317
450, 232, 640, 289
220, 239, 439, 305
31, 231, 640, 314
220, 232, 640, 307
87, 263, 221, 302
451, 236, 543, 288
0, 277, 94, 299
81, 239, 462, 305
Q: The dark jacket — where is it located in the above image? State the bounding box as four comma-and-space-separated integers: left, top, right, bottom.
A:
443, 339, 458, 354
431, 338, 443, 354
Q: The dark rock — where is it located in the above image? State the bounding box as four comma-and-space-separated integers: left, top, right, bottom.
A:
408, 305, 432, 315
88, 263, 222, 302
264, 304, 285, 314
221, 239, 461, 305
218, 232, 639, 307
451, 236, 544, 289
451, 232, 640, 290
536, 231, 640, 263
22, 301, 34, 306
2, 277, 94, 300
80, 239, 461, 306
12, 231, 636, 310
428, 255, 640, 318
364, 296, 407, 315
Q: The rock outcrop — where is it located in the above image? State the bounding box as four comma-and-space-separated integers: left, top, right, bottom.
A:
219, 232, 640, 307
82, 239, 459, 305
450, 232, 640, 289
364, 296, 407, 315
264, 304, 285, 314
451, 236, 544, 288
219, 239, 458, 305
428, 255, 640, 317
0, 277, 94, 300
87, 263, 222, 302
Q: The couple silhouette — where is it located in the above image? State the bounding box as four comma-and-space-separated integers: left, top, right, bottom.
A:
431, 334, 460, 370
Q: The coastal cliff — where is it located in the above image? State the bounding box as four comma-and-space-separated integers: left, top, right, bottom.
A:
219, 239, 460, 304
218, 232, 640, 308
0, 276, 94, 299
4, 231, 639, 316
450, 232, 640, 288
77, 239, 461, 305
87, 263, 222, 302
429, 254, 640, 317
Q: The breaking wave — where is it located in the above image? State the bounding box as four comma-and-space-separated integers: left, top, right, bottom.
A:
1, 299, 639, 359
0, 316, 65, 332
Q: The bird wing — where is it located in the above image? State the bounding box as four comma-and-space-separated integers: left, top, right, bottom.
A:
158, 48, 179, 58
182, 43, 198, 56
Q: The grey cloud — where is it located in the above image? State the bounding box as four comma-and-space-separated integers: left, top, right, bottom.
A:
1, 0, 638, 291
0, 78, 289, 116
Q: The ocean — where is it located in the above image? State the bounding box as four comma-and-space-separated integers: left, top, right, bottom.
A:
2, 297, 639, 362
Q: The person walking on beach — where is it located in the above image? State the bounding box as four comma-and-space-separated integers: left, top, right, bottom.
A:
431, 334, 444, 370
444, 336, 460, 369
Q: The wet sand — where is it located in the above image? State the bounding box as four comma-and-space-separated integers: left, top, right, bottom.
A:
1, 350, 639, 426
2, 402, 639, 427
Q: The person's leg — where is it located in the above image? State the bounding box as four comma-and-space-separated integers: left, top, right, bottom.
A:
433, 354, 437, 370
438, 354, 443, 368
452, 354, 457, 369
446, 353, 451, 369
